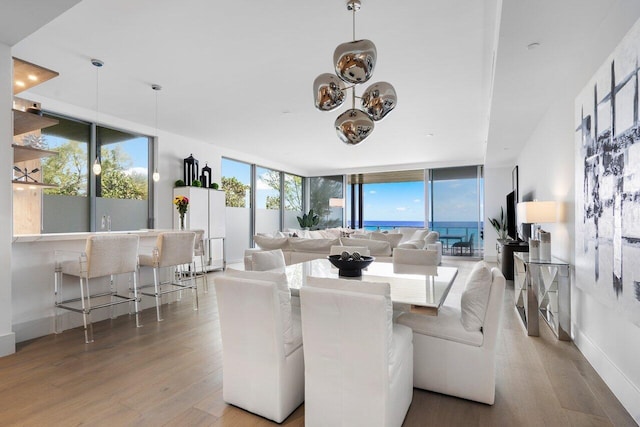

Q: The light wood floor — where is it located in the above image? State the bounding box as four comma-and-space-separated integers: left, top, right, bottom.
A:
0, 259, 635, 426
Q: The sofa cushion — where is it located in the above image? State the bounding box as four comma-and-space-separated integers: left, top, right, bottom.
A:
330, 245, 371, 256
341, 237, 392, 256
397, 239, 425, 250
411, 229, 430, 242
371, 232, 403, 249
425, 231, 439, 245
289, 237, 339, 253
396, 227, 427, 243
460, 261, 493, 332
254, 235, 290, 251
252, 249, 286, 271
224, 268, 295, 345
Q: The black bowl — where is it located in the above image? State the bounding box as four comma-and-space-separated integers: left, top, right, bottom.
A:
327, 254, 375, 277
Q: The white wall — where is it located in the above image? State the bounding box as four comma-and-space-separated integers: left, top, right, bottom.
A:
483, 166, 512, 261
0, 42, 15, 356
516, 84, 640, 423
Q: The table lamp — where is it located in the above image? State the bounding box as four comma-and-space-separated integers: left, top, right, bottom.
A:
517, 201, 557, 261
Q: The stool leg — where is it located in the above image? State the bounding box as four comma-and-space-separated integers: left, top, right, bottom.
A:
154, 267, 163, 322
200, 254, 209, 293
54, 269, 62, 334
191, 262, 199, 312
110, 274, 117, 319
80, 276, 94, 344
133, 271, 142, 328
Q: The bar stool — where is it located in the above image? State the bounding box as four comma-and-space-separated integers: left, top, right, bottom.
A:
193, 229, 209, 293
138, 231, 198, 321
54, 234, 141, 343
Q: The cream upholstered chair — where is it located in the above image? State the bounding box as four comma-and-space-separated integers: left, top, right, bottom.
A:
192, 229, 209, 293
393, 247, 439, 275
396, 262, 506, 404
138, 231, 197, 322
54, 234, 141, 343
300, 277, 413, 427
214, 270, 304, 423
251, 248, 286, 271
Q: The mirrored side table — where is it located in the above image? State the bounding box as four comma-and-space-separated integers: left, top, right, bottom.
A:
513, 252, 571, 341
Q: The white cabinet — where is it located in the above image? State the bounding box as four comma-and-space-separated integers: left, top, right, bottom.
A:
173, 187, 226, 270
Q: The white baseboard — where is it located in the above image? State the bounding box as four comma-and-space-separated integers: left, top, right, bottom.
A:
573, 324, 640, 423
0, 331, 16, 357
14, 316, 54, 343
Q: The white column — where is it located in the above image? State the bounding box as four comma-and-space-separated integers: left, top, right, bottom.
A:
0, 43, 15, 356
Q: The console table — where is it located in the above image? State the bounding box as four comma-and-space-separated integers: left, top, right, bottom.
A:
513, 252, 571, 340
496, 239, 529, 280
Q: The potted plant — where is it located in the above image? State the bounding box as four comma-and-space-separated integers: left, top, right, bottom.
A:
488, 207, 508, 240
297, 209, 320, 230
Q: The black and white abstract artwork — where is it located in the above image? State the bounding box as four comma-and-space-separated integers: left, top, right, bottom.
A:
575, 20, 640, 326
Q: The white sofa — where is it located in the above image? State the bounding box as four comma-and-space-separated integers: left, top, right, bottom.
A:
246, 228, 443, 270
396, 262, 506, 405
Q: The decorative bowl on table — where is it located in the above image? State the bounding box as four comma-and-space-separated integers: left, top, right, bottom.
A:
327, 253, 375, 277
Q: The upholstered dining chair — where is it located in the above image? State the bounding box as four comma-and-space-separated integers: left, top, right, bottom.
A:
54, 234, 141, 343
393, 247, 439, 275
214, 270, 304, 423
138, 231, 197, 322
452, 233, 474, 256
251, 248, 286, 271
300, 277, 413, 427
396, 262, 505, 404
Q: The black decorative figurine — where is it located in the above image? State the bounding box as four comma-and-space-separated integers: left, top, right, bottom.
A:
200, 163, 212, 189
183, 154, 199, 186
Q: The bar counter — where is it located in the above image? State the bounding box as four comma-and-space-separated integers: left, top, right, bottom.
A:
12, 229, 176, 343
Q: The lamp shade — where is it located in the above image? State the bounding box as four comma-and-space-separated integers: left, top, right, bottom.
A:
517, 201, 557, 223
329, 198, 345, 208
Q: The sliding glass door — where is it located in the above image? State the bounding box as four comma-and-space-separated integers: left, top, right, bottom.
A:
428, 166, 483, 257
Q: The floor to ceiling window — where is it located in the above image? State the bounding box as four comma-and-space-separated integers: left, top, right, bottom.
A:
347, 170, 425, 230
283, 173, 304, 230
309, 175, 344, 229
221, 158, 252, 262
255, 166, 281, 235
428, 165, 484, 257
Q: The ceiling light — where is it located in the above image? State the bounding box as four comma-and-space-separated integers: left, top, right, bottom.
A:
27, 74, 38, 81
527, 42, 541, 50
15, 80, 25, 87
426, 133, 434, 137
91, 59, 104, 176
313, 0, 396, 146
152, 84, 162, 182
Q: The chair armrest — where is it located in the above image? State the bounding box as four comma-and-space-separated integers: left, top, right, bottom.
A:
55, 250, 87, 275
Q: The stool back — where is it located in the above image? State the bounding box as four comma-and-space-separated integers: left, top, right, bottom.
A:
85, 234, 139, 279
156, 231, 196, 267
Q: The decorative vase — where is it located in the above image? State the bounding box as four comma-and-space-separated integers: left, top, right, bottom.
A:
179, 214, 186, 230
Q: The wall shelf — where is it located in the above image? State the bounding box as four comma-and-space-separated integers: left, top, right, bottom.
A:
12, 180, 57, 189
13, 109, 58, 136
12, 144, 58, 163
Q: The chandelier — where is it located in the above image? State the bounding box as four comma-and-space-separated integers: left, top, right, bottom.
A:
313, 0, 397, 145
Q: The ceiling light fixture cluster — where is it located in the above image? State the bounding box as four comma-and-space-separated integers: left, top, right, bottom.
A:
313, 0, 397, 146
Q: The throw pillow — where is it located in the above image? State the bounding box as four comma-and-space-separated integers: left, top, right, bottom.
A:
254, 235, 290, 251
460, 261, 493, 331
410, 229, 430, 242
425, 231, 439, 244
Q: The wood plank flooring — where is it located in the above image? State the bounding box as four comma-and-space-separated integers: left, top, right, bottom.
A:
0, 259, 635, 426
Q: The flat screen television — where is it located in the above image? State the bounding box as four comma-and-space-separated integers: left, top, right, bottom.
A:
506, 190, 517, 240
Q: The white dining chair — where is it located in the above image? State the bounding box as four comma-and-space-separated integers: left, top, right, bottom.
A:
393, 247, 439, 275
300, 276, 413, 427
214, 270, 304, 423
193, 229, 209, 293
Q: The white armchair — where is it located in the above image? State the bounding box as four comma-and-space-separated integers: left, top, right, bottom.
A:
300, 277, 413, 427
214, 270, 304, 423
396, 262, 506, 404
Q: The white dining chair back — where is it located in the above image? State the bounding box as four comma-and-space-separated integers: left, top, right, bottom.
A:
300, 277, 413, 427
393, 247, 439, 275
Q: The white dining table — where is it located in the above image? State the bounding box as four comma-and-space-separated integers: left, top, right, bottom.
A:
276, 259, 458, 315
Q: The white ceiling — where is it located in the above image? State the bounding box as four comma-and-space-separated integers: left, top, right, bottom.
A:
5, 0, 640, 176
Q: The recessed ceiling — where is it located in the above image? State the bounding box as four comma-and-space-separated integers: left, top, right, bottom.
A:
6, 0, 640, 175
